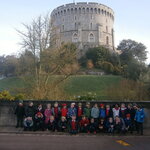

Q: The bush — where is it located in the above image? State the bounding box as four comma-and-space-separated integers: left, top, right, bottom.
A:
0, 90, 15, 101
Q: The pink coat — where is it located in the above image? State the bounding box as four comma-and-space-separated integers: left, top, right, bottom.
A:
44, 109, 52, 124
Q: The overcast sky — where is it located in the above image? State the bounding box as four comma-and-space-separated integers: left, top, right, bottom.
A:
0, 0, 150, 63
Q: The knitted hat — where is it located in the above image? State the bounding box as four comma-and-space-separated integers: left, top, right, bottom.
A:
62, 103, 67, 106
100, 104, 104, 107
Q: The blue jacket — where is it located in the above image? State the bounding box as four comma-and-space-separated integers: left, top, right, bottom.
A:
135, 109, 145, 123
67, 107, 77, 118
99, 108, 106, 118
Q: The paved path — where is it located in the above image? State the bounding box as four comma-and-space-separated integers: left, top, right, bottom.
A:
0, 134, 150, 150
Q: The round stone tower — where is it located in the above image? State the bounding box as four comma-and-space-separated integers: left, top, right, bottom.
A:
51, 2, 115, 56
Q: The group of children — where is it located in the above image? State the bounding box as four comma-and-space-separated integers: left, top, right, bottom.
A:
15, 101, 145, 135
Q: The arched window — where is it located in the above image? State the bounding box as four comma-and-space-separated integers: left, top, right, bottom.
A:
106, 36, 109, 45
67, 9, 70, 13
79, 8, 81, 13
89, 33, 95, 42
107, 12, 109, 17
72, 33, 78, 43
75, 8, 77, 13
86, 8, 89, 13
71, 8, 74, 13
82, 7, 85, 13
102, 9, 104, 14
98, 8, 100, 14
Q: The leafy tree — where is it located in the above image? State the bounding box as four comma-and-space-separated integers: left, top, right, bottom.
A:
118, 39, 147, 63
85, 46, 111, 65
118, 39, 148, 80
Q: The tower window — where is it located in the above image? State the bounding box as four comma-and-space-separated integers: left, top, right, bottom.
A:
90, 23, 92, 29
75, 23, 77, 30
89, 33, 95, 42
72, 33, 78, 43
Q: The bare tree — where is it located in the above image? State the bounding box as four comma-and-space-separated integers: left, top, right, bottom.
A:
17, 13, 80, 100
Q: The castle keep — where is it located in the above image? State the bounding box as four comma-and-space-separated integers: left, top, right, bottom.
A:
51, 2, 115, 55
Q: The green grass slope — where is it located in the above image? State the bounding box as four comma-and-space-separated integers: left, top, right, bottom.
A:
0, 75, 123, 99
64, 75, 123, 98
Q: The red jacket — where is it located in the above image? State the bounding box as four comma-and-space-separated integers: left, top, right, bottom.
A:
79, 119, 89, 127
61, 108, 68, 117
78, 107, 83, 117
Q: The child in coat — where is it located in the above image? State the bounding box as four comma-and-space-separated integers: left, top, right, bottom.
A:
119, 103, 127, 119
134, 105, 145, 135
34, 112, 44, 131
114, 116, 125, 134
47, 115, 56, 131
106, 117, 114, 134
68, 115, 78, 134
124, 114, 133, 134
61, 103, 68, 118
88, 118, 97, 134
67, 103, 77, 119
79, 115, 89, 133
77, 103, 83, 121
98, 118, 105, 133
99, 104, 106, 119
52, 102, 61, 122
23, 117, 34, 131
44, 103, 52, 128
58, 116, 67, 132
112, 104, 120, 119
91, 103, 99, 123
83, 102, 91, 119
15, 101, 25, 128
105, 105, 113, 119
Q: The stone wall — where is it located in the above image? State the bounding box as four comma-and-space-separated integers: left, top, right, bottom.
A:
0, 101, 150, 128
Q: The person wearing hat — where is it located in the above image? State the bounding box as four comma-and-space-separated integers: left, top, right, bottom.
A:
15, 101, 25, 128
61, 103, 68, 118
83, 102, 91, 119
99, 103, 106, 119
67, 103, 77, 120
